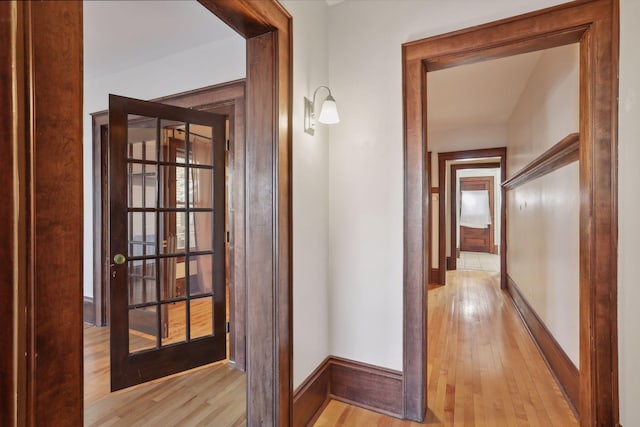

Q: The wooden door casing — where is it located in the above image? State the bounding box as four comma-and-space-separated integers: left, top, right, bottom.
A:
459, 176, 494, 254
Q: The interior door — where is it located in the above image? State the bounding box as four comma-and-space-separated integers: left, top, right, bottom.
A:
109, 94, 226, 391
459, 176, 494, 253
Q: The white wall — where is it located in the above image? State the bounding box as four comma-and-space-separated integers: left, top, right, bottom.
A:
506, 44, 580, 365
82, 34, 245, 297
506, 45, 580, 173
280, 0, 332, 389
327, 0, 571, 371
618, 0, 640, 424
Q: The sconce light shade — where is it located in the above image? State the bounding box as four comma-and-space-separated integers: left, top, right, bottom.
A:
304, 86, 340, 135
318, 95, 340, 124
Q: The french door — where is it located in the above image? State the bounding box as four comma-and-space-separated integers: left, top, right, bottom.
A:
109, 94, 226, 391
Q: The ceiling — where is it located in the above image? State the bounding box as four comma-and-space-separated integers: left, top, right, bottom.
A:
427, 50, 543, 132
84, 0, 242, 80
84, 1, 548, 133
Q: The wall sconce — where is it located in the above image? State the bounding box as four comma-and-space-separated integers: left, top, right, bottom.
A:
304, 86, 340, 135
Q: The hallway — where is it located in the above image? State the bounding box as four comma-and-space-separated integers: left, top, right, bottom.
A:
314, 270, 578, 426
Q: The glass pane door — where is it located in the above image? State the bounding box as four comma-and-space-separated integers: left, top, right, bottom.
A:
109, 94, 226, 391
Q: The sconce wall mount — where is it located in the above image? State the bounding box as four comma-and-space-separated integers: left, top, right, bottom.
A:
304, 85, 339, 136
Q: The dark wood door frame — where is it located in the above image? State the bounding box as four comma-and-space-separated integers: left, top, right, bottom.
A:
450, 162, 502, 270
2, 1, 292, 425
91, 80, 248, 370
437, 149, 506, 286
402, 0, 618, 424
458, 176, 495, 253
426, 151, 434, 283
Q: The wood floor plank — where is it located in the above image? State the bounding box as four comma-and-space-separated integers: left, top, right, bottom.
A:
314, 270, 578, 426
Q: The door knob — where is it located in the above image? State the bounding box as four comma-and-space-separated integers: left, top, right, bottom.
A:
113, 253, 126, 265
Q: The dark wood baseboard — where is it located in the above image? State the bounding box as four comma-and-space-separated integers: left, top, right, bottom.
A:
506, 275, 579, 414
83, 296, 95, 324
446, 256, 454, 271
330, 356, 403, 418
293, 356, 404, 426
293, 358, 331, 427
429, 268, 440, 284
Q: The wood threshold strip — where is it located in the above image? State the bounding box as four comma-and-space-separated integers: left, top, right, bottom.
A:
506, 275, 579, 415
502, 132, 579, 191
293, 356, 404, 426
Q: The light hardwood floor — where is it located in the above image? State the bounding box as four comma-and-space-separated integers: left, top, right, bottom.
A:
314, 270, 578, 426
84, 325, 245, 426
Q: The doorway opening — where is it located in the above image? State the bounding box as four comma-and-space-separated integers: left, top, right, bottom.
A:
402, 1, 618, 424
82, 0, 250, 419
432, 148, 507, 287
451, 162, 502, 274
2, 1, 293, 425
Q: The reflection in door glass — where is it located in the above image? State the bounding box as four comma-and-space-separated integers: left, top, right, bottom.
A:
161, 301, 187, 346
189, 254, 213, 296
159, 211, 185, 255
128, 163, 156, 209
128, 306, 158, 353
160, 256, 183, 300
127, 260, 157, 305
190, 211, 213, 252
190, 297, 213, 339
189, 124, 214, 166
190, 167, 213, 209
128, 212, 156, 257
128, 116, 157, 161
160, 120, 186, 163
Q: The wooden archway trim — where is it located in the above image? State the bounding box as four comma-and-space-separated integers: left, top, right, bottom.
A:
402, 0, 618, 425
1, 1, 292, 426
